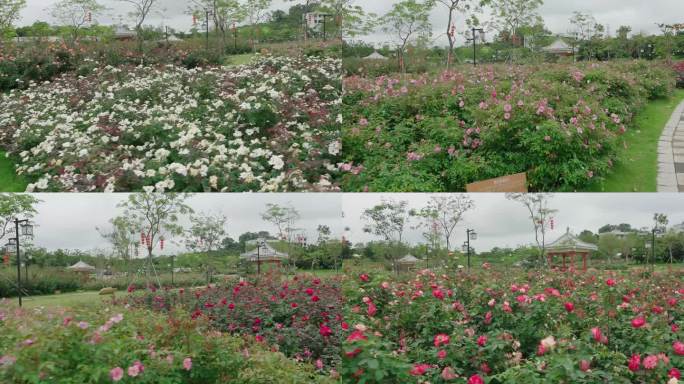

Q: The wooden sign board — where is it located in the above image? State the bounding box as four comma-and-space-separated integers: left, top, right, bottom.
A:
466, 172, 528, 193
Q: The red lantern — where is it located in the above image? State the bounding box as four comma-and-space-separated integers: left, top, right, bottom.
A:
140, 232, 146, 244
2, 253, 9, 265
192, 15, 197, 26
87, 12, 92, 23
550, 218, 555, 230
449, 24, 456, 37
160, 237, 165, 251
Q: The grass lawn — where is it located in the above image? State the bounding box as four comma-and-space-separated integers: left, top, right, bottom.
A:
0, 151, 26, 192
587, 89, 684, 192
225, 53, 255, 66
19, 290, 106, 308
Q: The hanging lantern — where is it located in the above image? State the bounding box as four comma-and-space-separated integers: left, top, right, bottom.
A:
192, 15, 197, 26
140, 232, 146, 244
550, 217, 555, 230
449, 24, 456, 37
3, 253, 9, 265
160, 237, 165, 251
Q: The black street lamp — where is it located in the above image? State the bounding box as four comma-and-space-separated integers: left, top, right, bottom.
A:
203, 9, 214, 51
467, 28, 486, 66
4, 218, 33, 307
462, 229, 477, 272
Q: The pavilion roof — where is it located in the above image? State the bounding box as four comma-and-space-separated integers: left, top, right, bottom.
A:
547, 228, 598, 253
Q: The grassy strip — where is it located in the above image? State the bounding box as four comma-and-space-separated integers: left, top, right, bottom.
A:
0, 151, 26, 192
587, 89, 684, 192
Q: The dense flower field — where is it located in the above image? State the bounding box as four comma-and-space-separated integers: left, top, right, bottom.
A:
341, 61, 675, 191
0, 299, 334, 383
0, 55, 342, 192
127, 274, 346, 370
341, 267, 684, 383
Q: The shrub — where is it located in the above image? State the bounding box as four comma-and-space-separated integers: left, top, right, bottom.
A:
340, 268, 684, 383
125, 273, 345, 369
340, 61, 676, 191
0, 300, 335, 383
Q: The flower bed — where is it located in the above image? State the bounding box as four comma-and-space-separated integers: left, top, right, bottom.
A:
675, 61, 684, 88
0, 55, 342, 192
340, 268, 684, 383
340, 61, 675, 191
0, 299, 334, 383
126, 273, 346, 370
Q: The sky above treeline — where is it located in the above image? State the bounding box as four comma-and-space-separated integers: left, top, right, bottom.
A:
10, 193, 684, 256
16, 0, 684, 46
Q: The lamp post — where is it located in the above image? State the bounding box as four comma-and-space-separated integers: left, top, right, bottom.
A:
321, 14, 333, 41
4, 218, 33, 307
467, 28, 485, 66
204, 9, 214, 51
463, 229, 477, 272
170, 255, 175, 285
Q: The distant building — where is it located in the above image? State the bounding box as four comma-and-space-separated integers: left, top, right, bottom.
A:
672, 222, 684, 233
599, 229, 633, 239
396, 253, 420, 272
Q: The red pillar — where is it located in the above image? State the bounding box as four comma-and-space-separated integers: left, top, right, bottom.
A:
582, 253, 587, 270
562, 254, 566, 270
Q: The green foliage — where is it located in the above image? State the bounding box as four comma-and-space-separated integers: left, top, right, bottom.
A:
341, 60, 676, 191
0, 302, 334, 383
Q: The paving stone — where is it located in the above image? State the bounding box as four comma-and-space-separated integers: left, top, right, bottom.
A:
675, 163, 684, 173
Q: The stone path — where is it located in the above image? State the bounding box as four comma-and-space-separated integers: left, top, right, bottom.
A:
657, 100, 684, 192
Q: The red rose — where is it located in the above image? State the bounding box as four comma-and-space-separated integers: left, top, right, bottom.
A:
579, 360, 590, 372
409, 363, 431, 376
628, 354, 640, 372
673, 340, 684, 356
631, 316, 646, 329
468, 374, 484, 384
319, 324, 332, 337
477, 335, 487, 347
590, 327, 601, 342
434, 333, 450, 348
359, 274, 369, 282
606, 278, 616, 287
564, 302, 575, 312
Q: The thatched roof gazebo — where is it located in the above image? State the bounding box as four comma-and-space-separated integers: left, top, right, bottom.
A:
363, 51, 388, 60
240, 243, 288, 265
542, 38, 576, 56
546, 228, 598, 270
397, 254, 420, 272
66, 261, 96, 273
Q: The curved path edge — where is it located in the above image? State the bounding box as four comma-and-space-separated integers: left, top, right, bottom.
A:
657, 99, 684, 192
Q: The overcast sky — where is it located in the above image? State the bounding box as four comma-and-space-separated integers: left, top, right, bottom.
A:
17, 0, 684, 45
17, 0, 292, 31
354, 0, 684, 46
5, 193, 684, 256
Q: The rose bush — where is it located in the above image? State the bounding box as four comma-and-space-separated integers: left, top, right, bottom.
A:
0, 55, 342, 192
340, 61, 675, 191
340, 267, 683, 383
0, 299, 334, 383
125, 273, 345, 370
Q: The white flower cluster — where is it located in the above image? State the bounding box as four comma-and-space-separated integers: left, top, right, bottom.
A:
0, 55, 342, 192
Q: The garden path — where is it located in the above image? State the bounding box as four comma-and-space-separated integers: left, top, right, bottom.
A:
657, 99, 684, 192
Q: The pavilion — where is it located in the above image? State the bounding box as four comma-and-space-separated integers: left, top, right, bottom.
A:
240, 242, 288, 267
542, 38, 576, 57
546, 228, 598, 271
397, 253, 420, 272
363, 51, 388, 60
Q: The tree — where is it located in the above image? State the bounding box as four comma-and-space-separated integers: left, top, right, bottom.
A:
190, 0, 245, 50
316, 224, 331, 244
118, 0, 158, 50
362, 199, 410, 272
434, 0, 486, 67
96, 216, 137, 261
319, 0, 376, 40
261, 203, 300, 241
185, 212, 228, 253
415, 195, 474, 252
49, 0, 105, 42
506, 193, 557, 268
598, 234, 622, 264
243, 0, 272, 51
488, 0, 542, 40
0, 194, 40, 242
569, 11, 599, 41
117, 193, 193, 275
0, 0, 25, 37
381, 0, 433, 72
